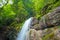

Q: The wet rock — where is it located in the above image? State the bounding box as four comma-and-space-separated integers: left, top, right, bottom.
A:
38, 7, 60, 29
28, 7, 60, 40
27, 27, 60, 40
26, 29, 42, 40
31, 24, 40, 30
54, 29, 60, 40
31, 10, 60, 30
31, 17, 39, 26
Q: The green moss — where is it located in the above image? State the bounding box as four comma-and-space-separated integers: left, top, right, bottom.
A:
42, 32, 54, 40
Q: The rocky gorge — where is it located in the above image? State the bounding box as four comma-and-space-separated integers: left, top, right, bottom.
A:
26, 7, 60, 40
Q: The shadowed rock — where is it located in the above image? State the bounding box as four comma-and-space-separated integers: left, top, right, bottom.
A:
30, 7, 60, 30
38, 7, 60, 30
26, 7, 60, 40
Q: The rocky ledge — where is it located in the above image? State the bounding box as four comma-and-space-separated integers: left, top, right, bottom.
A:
26, 7, 60, 40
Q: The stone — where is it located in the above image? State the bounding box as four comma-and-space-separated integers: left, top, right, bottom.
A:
26, 29, 42, 40
27, 7, 60, 40
39, 7, 60, 29
54, 29, 60, 40
31, 17, 39, 26
31, 24, 40, 30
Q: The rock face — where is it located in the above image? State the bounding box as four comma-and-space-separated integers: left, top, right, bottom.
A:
27, 27, 60, 40
26, 7, 60, 40
26, 29, 42, 40
31, 7, 60, 30
40, 7, 60, 29
31, 17, 39, 26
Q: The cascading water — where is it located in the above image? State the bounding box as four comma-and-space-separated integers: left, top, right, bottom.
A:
16, 17, 33, 40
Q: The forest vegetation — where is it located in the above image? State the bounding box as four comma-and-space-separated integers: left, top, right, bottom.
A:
0, 0, 60, 40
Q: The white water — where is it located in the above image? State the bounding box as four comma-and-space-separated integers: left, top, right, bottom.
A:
16, 17, 33, 40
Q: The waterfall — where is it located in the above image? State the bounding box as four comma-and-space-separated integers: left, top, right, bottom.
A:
16, 17, 33, 40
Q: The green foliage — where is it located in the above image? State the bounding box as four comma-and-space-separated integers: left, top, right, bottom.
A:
6, 22, 23, 40
42, 32, 54, 40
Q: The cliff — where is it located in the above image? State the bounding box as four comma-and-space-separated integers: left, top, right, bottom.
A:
27, 7, 60, 40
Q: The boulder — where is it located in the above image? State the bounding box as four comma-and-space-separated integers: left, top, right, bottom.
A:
31, 24, 40, 30
31, 17, 39, 26
26, 29, 42, 40
31, 7, 60, 30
